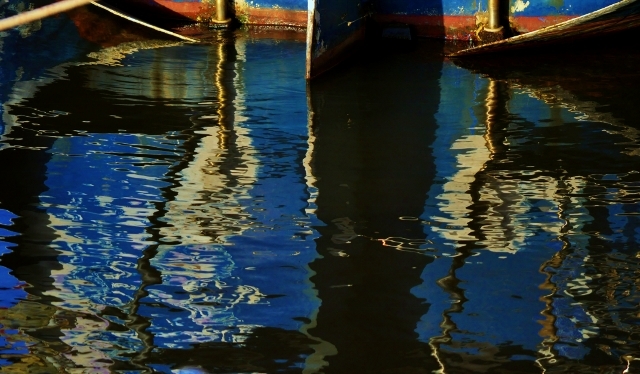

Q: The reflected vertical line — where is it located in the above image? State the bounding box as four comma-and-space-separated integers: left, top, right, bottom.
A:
300, 85, 337, 374
123, 39, 237, 370
483, 78, 510, 158
428, 76, 513, 370
480, 78, 523, 248
535, 176, 589, 371
216, 42, 231, 149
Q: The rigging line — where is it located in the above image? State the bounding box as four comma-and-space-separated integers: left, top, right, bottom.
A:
91, 2, 198, 42
0, 0, 94, 32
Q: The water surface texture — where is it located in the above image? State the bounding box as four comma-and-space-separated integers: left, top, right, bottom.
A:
1, 13, 640, 374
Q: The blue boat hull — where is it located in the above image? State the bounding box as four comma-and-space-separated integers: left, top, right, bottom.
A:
305, 0, 631, 77
110, 0, 625, 37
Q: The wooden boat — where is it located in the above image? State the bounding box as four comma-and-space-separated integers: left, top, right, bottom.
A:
98, 0, 308, 28
3, 0, 638, 78
99, 0, 629, 36
449, 0, 640, 57
304, 0, 640, 77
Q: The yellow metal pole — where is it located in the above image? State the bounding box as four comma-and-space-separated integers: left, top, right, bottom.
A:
214, 0, 231, 24
485, 0, 503, 32
91, 2, 198, 42
487, 0, 503, 31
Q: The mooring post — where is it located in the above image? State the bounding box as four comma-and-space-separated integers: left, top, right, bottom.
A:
487, 0, 502, 31
478, 0, 507, 43
214, 0, 231, 25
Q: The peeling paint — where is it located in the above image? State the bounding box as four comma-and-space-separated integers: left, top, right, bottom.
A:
549, 0, 565, 10
511, 0, 530, 13
120, 0, 623, 39
313, 10, 326, 57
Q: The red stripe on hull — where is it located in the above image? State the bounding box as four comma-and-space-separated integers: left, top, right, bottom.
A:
238, 8, 307, 28
154, 0, 206, 20
153, 1, 307, 27
511, 15, 576, 33
113, 1, 582, 38
374, 14, 578, 40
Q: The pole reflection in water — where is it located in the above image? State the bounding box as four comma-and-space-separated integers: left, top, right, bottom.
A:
0, 16, 639, 373
0, 22, 324, 371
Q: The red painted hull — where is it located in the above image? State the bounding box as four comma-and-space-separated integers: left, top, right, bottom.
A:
101, 0, 634, 41
120, 0, 307, 27
153, 0, 203, 20
146, 2, 580, 37
236, 7, 307, 28
374, 14, 577, 40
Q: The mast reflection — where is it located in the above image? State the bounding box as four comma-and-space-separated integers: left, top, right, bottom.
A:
0, 26, 322, 372
431, 47, 640, 371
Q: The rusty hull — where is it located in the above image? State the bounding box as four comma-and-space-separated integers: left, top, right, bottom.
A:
449, 0, 640, 56
96, 0, 631, 40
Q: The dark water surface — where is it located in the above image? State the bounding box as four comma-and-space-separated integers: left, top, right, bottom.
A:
1, 11, 640, 374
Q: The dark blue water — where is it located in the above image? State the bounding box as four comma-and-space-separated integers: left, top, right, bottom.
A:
1, 6, 640, 373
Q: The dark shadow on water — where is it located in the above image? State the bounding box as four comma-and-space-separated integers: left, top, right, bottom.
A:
452, 27, 640, 130
451, 35, 640, 372
306, 39, 444, 372
96, 0, 196, 29
0, 31, 239, 369
452, 27, 640, 164
4, 18, 640, 372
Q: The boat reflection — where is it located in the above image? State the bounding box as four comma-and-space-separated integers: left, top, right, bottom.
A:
307, 41, 445, 372
425, 49, 640, 372
0, 23, 324, 371
0, 22, 639, 373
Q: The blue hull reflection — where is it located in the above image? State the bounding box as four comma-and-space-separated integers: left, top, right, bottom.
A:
0, 9, 639, 373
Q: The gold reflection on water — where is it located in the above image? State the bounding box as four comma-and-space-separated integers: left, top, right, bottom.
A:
0, 301, 66, 373
84, 40, 181, 67
158, 36, 258, 245
484, 79, 508, 156
534, 176, 604, 370
16, 34, 266, 371
428, 76, 604, 371
215, 42, 232, 146
536, 233, 568, 368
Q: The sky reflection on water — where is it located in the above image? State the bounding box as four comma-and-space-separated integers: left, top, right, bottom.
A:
0, 11, 639, 373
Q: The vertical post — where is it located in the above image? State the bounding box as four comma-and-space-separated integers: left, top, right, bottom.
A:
213, 0, 231, 24
487, 0, 502, 31
477, 0, 507, 43
484, 78, 510, 154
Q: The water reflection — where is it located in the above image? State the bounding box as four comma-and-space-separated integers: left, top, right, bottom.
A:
0, 18, 320, 370
307, 44, 443, 372
0, 14, 639, 373
434, 47, 640, 372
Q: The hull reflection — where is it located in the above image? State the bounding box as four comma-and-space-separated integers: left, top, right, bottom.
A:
0, 18, 639, 373
307, 43, 444, 372
0, 26, 322, 372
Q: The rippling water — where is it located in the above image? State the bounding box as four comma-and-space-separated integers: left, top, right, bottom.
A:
1, 7, 640, 373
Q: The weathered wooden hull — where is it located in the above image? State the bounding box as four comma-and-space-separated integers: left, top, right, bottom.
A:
373, 0, 623, 39
86, 0, 639, 77
101, 0, 308, 27
449, 0, 640, 56
105, 0, 624, 36
306, 0, 632, 77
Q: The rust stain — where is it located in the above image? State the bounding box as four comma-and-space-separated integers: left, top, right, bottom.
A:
236, 6, 307, 28
195, 2, 217, 23
67, 5, 163, 47
548, 0, 564, 9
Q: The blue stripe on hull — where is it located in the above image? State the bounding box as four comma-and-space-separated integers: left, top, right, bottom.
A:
246, 0, 620, 17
